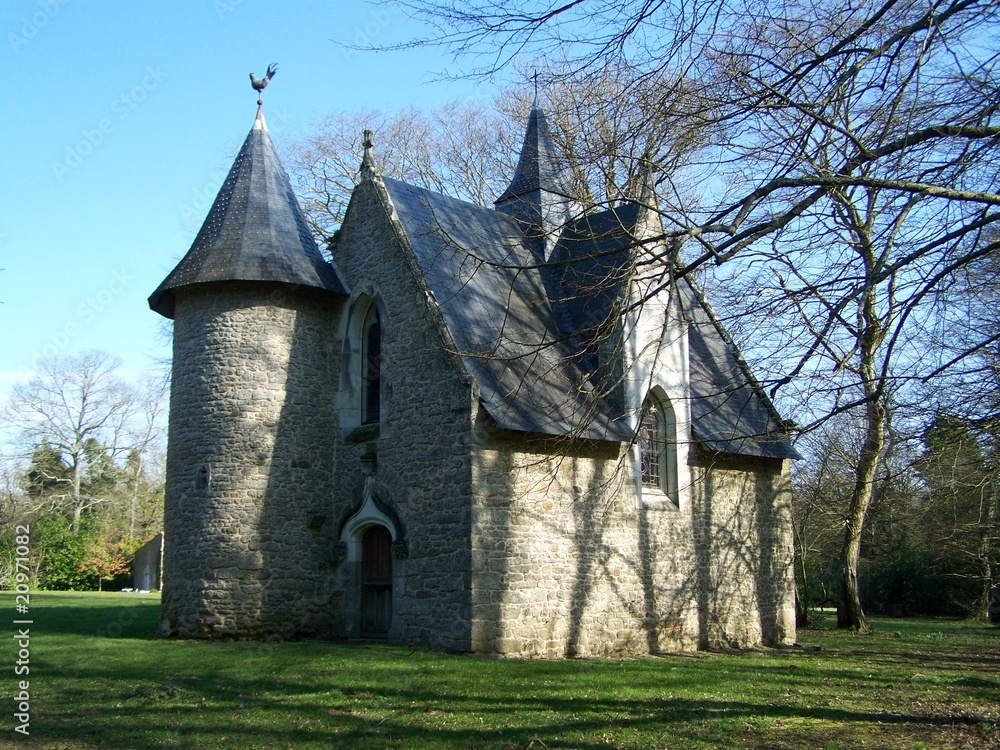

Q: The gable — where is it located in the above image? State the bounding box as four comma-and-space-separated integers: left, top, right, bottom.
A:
381, 177, 632, 442
355, 174, 797, 458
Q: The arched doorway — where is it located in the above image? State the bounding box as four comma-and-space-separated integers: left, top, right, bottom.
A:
361, 525, 392, 638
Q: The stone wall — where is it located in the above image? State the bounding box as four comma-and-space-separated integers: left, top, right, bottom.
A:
690, 452, 796, 649
159, 283, 341, 638
470, 408, 796, 657
157, 176, 795, 655
327, 178, 477, 651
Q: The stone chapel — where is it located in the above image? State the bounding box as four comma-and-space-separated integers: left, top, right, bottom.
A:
148, 96, 800, 657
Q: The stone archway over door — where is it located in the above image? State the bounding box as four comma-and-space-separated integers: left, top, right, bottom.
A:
361, 525, 392, 637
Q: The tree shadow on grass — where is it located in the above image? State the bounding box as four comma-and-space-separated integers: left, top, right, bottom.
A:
32, 656, 1000, 750
0, 592, 161, 638
35, 690, 999, 750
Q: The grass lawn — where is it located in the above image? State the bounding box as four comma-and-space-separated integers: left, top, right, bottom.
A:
1, 592, 998, 749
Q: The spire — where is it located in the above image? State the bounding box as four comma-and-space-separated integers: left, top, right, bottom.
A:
633, 158, 665, 234
495, 102, 575, 205
495, 96, 579, 261
637, 159, 657, 206
149, 106, 346, 318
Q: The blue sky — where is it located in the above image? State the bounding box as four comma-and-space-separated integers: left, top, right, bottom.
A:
0, 0, 493, 401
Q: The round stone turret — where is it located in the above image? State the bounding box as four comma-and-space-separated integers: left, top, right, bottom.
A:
150, 107, 348, 638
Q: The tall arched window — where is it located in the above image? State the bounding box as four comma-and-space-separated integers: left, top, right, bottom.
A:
640, 392, 678, 503
361, 306, 381, 424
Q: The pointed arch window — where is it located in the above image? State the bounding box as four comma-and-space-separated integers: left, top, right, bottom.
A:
361, 306, 381, 424
640, 393, 678, 503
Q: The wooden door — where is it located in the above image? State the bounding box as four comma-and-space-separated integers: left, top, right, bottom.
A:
361, 525, 392, 638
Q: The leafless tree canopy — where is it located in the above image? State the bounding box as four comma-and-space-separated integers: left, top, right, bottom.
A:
355, 0, 1000, 629
2, 351, 164, 536
286, 62, 713, 246
286, 102, 520, 240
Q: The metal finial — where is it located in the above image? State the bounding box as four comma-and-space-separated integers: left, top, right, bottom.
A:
532, 70, 539, 108
249, 63, 278, 105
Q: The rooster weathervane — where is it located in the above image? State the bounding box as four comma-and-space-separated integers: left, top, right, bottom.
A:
250, 63, 278, 106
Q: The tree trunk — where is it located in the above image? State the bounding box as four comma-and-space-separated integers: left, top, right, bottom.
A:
974, 482, 997, 621
837, 400, 883, 631
837, 263, 886, 631
793, 523, 812, 627
129, 452, 142, 538
71, 446, 84, 535
838, 523, 869, 631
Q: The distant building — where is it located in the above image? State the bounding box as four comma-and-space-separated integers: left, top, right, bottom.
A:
148, 97, 799, 656
132, 532, 163, 591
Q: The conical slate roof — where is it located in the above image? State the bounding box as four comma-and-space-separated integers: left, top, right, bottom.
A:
495, 105, 575, 204
149, 107, 346, 318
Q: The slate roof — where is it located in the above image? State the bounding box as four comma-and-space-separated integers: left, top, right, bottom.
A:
495, 106, 576, 204
552, 204, 640, 340
381, 175, 798, 457
383, 176, 632, 441
149, 108, 347, 318
681, 278, 801, 460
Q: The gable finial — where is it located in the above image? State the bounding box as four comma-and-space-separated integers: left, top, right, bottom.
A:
249, 63, 278, 107
638, 158, 657, 205
360, 128, 378, 180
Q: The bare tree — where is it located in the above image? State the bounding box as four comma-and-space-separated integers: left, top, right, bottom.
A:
3, 351, 140, 534
699, 0, 998, 628
929, 237, 1000, 431
521, 60, 712, 208
792, 414, 868, 606
124, 370, 169, 538
286, 63, 712, 245
285, 101, 519, 241
373, 0, 1000, 629
917, 414, 999, 620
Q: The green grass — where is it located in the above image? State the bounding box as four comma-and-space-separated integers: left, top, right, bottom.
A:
2, 593, 998, 749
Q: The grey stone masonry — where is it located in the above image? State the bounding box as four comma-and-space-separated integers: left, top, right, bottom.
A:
326, 177, 477, 651
159, 283, 341, 638
470, 411, 796, 658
